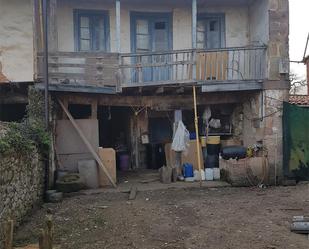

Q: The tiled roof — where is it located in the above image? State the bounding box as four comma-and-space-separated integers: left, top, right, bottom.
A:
289, 95, 309, 106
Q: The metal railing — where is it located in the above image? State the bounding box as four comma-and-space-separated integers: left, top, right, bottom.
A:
119, 46, 266, 87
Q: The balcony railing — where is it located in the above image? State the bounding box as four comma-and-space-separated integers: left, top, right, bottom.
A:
119, 46, 266, 87
37, 52, 119, 87
37, 46, 266, 91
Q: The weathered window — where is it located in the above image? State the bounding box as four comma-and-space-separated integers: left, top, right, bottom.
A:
74, 10, 109, 51
197, 14, 225, 49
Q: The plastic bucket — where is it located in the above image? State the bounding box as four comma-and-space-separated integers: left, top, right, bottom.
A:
205, 154, 219, 168
213, 168, 220, 180
200, 136, 207, 147
183, 163, 194, 178
119, 154, 130, 171
205, 168, 214, 181
207, 144, 221, 155
207, 136, 220, 145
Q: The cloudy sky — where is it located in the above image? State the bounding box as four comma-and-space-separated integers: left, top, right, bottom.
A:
290, 0, 309, 79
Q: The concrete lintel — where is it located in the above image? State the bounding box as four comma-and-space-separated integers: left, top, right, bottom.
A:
263, 80, 290, 90
201, 82, 262, 92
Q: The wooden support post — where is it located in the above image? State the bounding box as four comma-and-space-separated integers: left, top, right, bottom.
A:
115, 0, 121, 53
39, 229, 46, 249
38, 215, 53, 249
193, 86, 202, 185
58, 99, 117, 187
91, 99, 98, 119
46, 215, 53, 249
4, 219, 13, 249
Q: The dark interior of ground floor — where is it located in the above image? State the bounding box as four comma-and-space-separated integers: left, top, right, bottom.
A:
60, 93, 240, 177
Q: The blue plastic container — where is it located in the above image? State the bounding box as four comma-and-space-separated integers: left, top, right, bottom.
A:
183, 163, 194, 178
189, 132, 196, 140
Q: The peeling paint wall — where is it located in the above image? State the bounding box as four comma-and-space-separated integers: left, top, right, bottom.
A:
199, 6, 249, 47
249, 0, 269, 45
57, 0, 251, 52
0, 0, 34, 82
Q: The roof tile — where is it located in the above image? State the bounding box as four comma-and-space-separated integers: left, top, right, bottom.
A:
289, 95, 309, 106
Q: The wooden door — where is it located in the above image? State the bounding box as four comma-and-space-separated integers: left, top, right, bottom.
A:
132, 13, 172, 83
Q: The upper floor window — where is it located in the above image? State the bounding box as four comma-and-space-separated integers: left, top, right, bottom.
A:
74, 10, 110, 51
197, 14, 225, 49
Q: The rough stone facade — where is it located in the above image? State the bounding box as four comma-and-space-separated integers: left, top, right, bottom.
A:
0, 149, 44, 248
234, 0, 290, 183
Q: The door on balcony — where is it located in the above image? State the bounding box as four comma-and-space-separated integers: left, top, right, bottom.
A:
197, 14, 225, 49
131, 13, 172, 83
196, 14, 227, 81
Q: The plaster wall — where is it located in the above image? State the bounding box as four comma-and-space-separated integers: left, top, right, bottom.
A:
57, 0, 250, 52
249, 0, 269, 45
0, 0, 34, 82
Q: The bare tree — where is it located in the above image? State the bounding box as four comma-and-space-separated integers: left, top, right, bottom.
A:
290, 72, 307, 94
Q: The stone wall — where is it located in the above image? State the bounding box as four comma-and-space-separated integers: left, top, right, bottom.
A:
0, 149, 44, 248
239, 90, 288, 184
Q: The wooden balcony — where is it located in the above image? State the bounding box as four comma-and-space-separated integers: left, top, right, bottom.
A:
37, 46, 266, 93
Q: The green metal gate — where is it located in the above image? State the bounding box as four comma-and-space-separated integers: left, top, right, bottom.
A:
283, 102, 309, 180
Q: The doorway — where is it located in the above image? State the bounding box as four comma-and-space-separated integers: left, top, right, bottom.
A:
131, 12, 173, 82
197, 14, 225, 49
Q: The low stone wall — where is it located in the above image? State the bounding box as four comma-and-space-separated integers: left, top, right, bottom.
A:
0, 151, 44, 248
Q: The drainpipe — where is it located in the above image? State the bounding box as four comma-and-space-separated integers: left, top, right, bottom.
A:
42, 0, 50, 199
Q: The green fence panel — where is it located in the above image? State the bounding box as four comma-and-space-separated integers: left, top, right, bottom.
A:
283, 102, 309, 180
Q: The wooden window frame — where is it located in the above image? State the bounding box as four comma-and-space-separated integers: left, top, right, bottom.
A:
74, 9, 110, 52
197, 13, 226, 49
130, 11, 173, 53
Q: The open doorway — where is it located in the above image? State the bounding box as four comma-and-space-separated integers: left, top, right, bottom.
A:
97, 106, 131, 171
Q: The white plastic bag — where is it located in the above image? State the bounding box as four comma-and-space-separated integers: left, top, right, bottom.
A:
171, 121, 190, 152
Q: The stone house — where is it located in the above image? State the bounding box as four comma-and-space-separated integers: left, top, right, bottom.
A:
0, 0, 290, 185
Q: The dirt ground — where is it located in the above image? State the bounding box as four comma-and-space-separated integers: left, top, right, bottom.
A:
14, 183, 309, 249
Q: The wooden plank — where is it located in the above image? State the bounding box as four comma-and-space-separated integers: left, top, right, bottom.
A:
46, 215, 53, 249
97, 148, 116, 187
58, 99, 116, 188
121, 79, 197, 88
193, 86, 202, 185
201, 82, 262, 92
47, 52, 119, 58
4, 219, 13, 249
120, 60, 194, 68
39, 229, 46, 249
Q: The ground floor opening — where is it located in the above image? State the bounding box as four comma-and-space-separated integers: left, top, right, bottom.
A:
52, 89, 281, 189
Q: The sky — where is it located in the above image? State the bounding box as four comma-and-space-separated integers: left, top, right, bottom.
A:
289, 0, 309, 80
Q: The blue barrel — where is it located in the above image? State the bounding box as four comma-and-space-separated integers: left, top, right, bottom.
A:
183, 163, 194, 178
